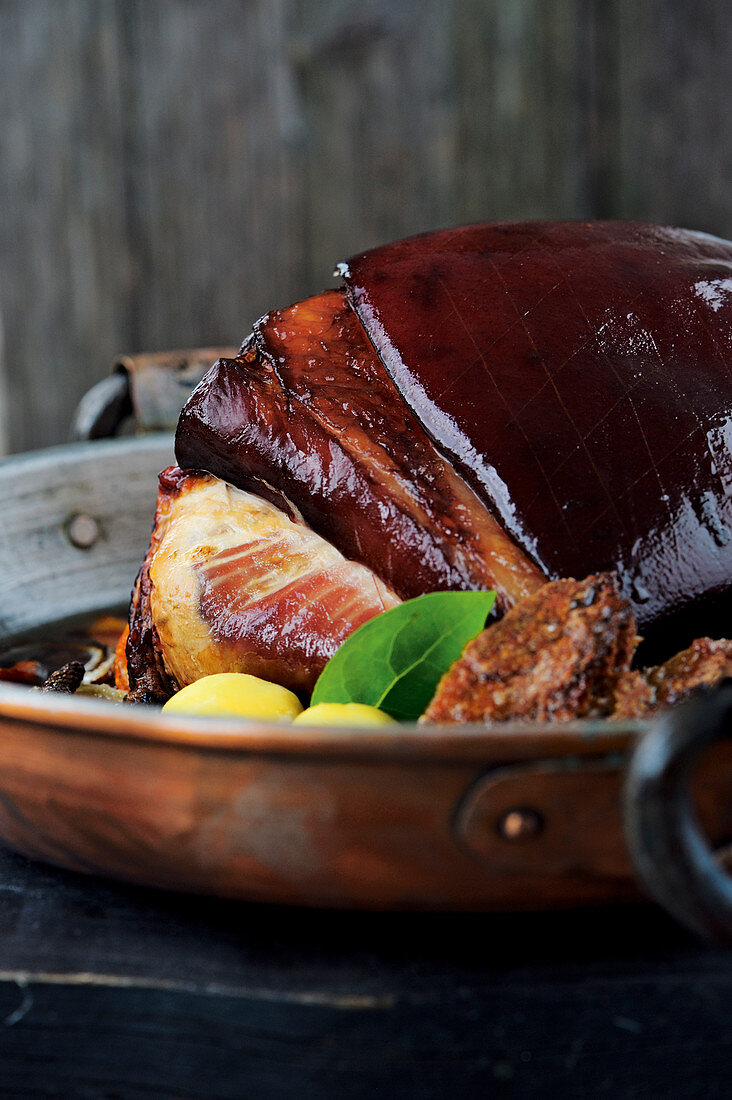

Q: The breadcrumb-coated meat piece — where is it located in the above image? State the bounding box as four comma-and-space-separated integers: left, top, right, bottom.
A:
421, 573, 638, 724
614, 638, 732, 719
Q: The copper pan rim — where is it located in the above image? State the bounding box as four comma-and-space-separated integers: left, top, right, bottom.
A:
0, 679, 639, 760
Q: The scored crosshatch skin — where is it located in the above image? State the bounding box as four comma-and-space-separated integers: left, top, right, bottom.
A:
343, 221, 732, 644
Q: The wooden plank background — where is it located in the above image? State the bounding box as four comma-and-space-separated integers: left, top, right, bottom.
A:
0, 0, 730, 453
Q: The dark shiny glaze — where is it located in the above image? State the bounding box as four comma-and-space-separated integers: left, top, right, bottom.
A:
343, 221, 732, 649
176, 289, 542, 607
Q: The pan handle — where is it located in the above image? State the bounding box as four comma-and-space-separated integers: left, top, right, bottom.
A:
71, 348, 238, 441
71, 371, 132, 440
623, 685, 732, 942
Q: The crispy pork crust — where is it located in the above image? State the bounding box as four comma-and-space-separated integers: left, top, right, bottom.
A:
421, 573, 638, 724
614, 638, 732, 719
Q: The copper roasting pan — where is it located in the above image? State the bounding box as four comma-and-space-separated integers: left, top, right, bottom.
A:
0, 383, 731, 940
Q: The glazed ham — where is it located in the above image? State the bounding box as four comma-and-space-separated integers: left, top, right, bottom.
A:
126, 221, 732, 703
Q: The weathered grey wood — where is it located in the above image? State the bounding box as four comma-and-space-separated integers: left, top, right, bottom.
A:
117, 0, 311, 350
0, 435, 172, 638
454, 0, 594, 221
0, 1, 731, 454
0, 310, 7, 456
612, 0, 732, 235
0, 0, 132, 454
290, 0, 457, 280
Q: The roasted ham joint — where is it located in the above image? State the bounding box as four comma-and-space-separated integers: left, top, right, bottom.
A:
120, 221, 732, 723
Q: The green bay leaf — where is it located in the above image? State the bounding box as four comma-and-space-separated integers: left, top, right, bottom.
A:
310, 590, 496, 722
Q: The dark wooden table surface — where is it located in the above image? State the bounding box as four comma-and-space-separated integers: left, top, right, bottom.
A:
0, 846, 729, 1099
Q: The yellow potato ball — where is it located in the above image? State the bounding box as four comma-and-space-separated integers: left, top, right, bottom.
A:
292, 702, 397, 727
162, 673, 303, 721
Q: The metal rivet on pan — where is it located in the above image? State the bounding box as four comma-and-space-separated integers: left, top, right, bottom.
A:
496, 808, 544, 841
66, 513, 100, 550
